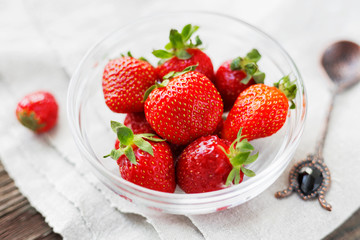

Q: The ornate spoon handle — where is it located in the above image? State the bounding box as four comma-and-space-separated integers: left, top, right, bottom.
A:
315, 90, 336, 160
275, 91, 336, 211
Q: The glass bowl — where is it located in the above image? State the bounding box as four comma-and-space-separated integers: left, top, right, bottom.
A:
67, 11, 306, 215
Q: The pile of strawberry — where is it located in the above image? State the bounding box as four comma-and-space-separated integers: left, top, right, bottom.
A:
102, 24, 297, 194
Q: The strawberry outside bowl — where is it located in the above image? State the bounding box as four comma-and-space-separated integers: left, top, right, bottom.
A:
67, 11, 306, 215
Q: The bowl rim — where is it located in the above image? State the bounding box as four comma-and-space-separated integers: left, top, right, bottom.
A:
67, 11, 307, 201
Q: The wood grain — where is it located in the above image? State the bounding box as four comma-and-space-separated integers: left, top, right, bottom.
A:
0, 159, 359, 240
0, 161, 61, 240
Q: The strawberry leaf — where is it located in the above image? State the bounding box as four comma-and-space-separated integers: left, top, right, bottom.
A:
290, 100, 296, 109
234, 170, 241, 185
138, 57, 148, 62
142, 136, 166, 142
111, 120, 125, 133
169, 29, 184, 49
230, 57, 242, 71
164, 42, 173, 50
110, 149, 122, 160
230, 49, 265, 84
243, 152, 259, 165
241, 167, 256, 177
17, 111, 45, 132
152, 50, 173, 59
182, 24, 199, 42
117, 126, 134, 146
172, 65, 197, 78
162, 65, 198, 81
244, 63, 257, 75
139, 133, 157, 137
133, 137, 154, 156
176, 49, 192, 60
181, 24, 192, 41
253, 71, 265, 84
188, 25, 199, 40
217, 145, 229, 156
231, 152, 250, 166
236, 128, 243, 139
274, 75, 297, 109
240, 75, 252, 85
246, 49, 261, 62
194, 36, 202, 46
226, 169, 236, 186
124, 146, 137, 164
235, 139, 254, 152
163, 71, 176, 79
226, 128, 258, 183
153, 24, 201, 61
143, 85, 157, 102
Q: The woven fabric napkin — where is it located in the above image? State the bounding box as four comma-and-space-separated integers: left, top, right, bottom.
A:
1, 0, 360, 239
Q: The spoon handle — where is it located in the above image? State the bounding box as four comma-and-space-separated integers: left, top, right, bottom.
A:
315, 90, 337, 159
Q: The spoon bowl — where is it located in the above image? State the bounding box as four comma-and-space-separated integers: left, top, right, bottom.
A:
321, 40, 360, 91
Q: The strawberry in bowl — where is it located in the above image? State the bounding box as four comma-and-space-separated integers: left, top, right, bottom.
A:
214, 49, 265, 111
105, 121, 176, 193
102, 52, 157, 113
144, 66, 223, 145
177, 129, 258, 193
153, 24, 215, 81
222, 75, 297, 141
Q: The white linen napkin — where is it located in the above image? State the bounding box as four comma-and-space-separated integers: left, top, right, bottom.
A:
1, 0, 360, 239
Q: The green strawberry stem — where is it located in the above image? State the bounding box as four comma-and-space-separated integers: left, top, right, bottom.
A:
17, 110, 45, 131
120, 51, 148, 62
143, 65, 198, 102
104, 121, 165, 164
219, 128, 258, 185
230, 49, 265, 84
152, 24, 202, 64
274, 75, 297, 109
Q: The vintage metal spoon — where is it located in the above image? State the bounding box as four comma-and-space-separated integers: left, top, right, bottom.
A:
275, 40, 360, 211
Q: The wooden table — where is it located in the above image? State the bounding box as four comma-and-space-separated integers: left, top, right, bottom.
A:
1, 160, 359, 240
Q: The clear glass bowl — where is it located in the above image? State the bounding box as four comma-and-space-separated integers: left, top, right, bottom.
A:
67, 12, 306, 215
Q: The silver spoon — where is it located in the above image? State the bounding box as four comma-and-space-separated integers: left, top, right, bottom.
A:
275, 40, 360, 211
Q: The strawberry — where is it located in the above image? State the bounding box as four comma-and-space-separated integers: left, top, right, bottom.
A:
16, 91, 58, 133
214, 49, 265, 111
144, 66, 223, 145
153, 24, 214, 81
102, 53, 157, 113
176, 129, 258, 193
105, 121, 176, 193
222, 76, 297, 142
124, 112, 155, 134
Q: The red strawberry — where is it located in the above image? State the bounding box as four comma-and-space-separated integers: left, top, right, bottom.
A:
124, 112, 155, 134
105, 121, 175, 193
144, 66, 223, 145
176, 130, 258, 193
16, 91, 58, 133
214, 49, 265, 111
153, 24, 214, 81
222, 76, 297, 141
102, 53, 157, 113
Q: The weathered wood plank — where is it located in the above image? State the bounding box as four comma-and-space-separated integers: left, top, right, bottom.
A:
324, 208, 360, 240
0, 161, 61, 240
